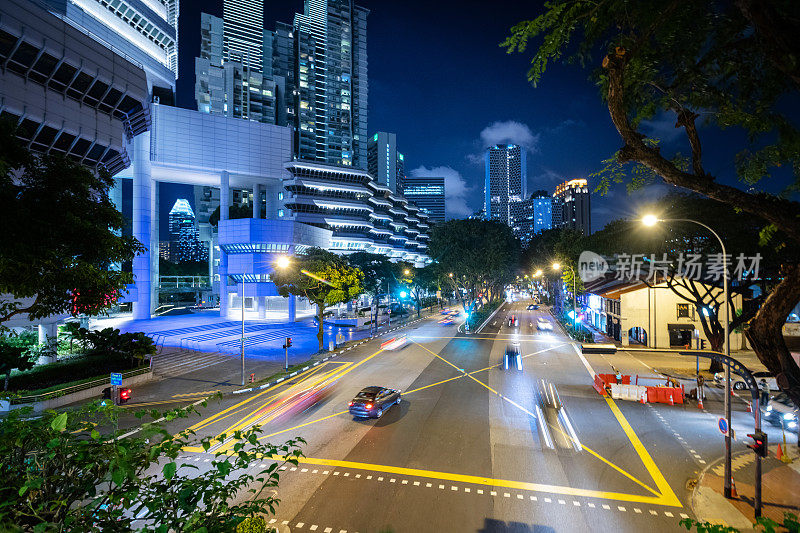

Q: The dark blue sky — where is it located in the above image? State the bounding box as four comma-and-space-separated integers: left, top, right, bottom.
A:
163, 0, 796, 236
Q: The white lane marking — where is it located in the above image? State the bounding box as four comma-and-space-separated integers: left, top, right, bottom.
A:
414, 481, 420, 486
426, 483, 432, 487
491, 491, 497, 496
343, 472, 350, 477
517, 494, 523, 500
573, 501, 580, 506
333, 472, 340, 476
649, 510, 658, 516
618, 506, 626, 512
296, 523, 304, 529
665, 512, 674, 517
452, 486, 458, 491
572, 343, 597, 379
680, 513, 690, 519
477, 489, 483, 494
545, 498, 552, 503
602, 504, 610, 510
439, 484, 445, 489
634, 508, 642, 514
402, 480, 408, 484
465, 487, 470, 492
310, 526, 318, 531
588, 503, 595, 508
558, 499, 566, 505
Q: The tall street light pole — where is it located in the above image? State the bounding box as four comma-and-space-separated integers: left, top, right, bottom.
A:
643, 214, 732, 498
553, 263, 576, 327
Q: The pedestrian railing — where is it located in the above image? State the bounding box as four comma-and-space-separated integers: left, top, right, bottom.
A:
9, 367, 151, 405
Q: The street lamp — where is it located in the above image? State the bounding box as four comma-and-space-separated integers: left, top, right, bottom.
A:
404, 269, 410, 275
552, 262, 576, 328
642, 214, 733, 498
276, 255, 290, 269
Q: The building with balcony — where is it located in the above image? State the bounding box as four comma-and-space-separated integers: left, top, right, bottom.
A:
402, 176, 445, 223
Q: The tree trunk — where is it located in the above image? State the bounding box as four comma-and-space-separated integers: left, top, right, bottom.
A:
316, 305, 325, 352
4, 372, 8, 391
745, 264, 800, 409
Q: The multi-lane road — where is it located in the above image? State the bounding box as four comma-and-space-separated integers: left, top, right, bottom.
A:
116, 300, 777, 532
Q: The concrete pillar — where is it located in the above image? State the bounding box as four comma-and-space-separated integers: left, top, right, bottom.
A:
132, 132, 152, 320
38, 323, 57, 363
257, 296, 266, 319
288, 295, 297, 322
253, 183, 261, 219
219, 171, 230, 318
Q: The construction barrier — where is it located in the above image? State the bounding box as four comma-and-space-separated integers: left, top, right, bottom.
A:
593, 374, 607, 396
645, 386, 684, 404
610, 384, 648, 402
598, 373, 631, 385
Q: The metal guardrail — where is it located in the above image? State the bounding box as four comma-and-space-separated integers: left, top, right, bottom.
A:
9, 367, 151, 405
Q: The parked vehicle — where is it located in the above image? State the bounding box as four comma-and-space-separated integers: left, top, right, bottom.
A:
713, 371, 778, 391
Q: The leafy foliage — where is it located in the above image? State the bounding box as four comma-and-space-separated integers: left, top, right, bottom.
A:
0, 401, 304, 531
429, 219, 520, 313
208, 204, 254, 227
0, 331, 37, 390
0, 120, 144, 326
272, 248, 364, 350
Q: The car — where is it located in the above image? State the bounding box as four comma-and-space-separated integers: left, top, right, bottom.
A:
713, 371, 778, 391
764, 392, 798, 431
507, 315, 518, 327
526, 304, 539, 310
504, 343, 522, 371
348, 386, 401, 418
536, 317, 553, 331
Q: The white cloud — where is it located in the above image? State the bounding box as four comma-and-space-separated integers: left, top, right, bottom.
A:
409, 165, 472, 218
479, 120, 540, 151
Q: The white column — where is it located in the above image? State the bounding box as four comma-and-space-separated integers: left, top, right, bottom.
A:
253, 183, 261, 219
288, 294, 297, 322
132, 132, 152, 320
257, 296, 266, 319
38, 323, 57, 363
219, 171, 229, 318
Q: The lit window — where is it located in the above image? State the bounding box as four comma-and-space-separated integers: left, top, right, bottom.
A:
278, 209, 284, 217
278, 192, 284, 200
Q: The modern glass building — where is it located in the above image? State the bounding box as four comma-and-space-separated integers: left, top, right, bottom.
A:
510, 193, 552, 244
484, 144, 526, 227
402, 176, 445, 223
367, 132, 405, 194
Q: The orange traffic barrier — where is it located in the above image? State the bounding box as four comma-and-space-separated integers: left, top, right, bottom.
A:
777, 444, 785, 461
593, 374, 607, 396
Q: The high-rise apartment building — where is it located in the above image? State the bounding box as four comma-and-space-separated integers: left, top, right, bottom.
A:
223, 0, 264, 71
291, 0, 369, 168
402, 176, 445, 223
196, 0, 368, 169
552, 179, 591, 235
510, 193, 552, 244
367, 132, 404, 193
484, 144, 526, 226
195, 13, 281, 123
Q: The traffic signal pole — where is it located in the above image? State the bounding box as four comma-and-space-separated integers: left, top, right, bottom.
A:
753, 398, 763, 518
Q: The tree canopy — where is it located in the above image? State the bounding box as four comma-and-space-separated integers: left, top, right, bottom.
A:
271, 248, 364, 350
503, 0, 800, 404
0, 121, 144, 326
429, 219, 520, 311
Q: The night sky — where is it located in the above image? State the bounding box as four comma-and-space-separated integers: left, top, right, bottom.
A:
161, 0, 797, 237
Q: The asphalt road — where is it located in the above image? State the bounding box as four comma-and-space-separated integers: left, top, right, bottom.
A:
113, 300, 785, 532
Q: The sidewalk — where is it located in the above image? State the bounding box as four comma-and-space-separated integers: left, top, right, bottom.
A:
692, 445, 800, 529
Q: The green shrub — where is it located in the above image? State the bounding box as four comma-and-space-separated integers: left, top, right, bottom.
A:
6, 355, 143, 393
236, 516, 268, 533
467, 299, 504, 329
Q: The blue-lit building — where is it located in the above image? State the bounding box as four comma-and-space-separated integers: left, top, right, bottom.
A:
485, 144, 526, 226
402, 176, 445, 223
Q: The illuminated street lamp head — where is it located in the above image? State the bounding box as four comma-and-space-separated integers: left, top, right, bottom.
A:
642, 214, 660, 227
552, 262, 561, 271
535, 269, 543, 277
404, 269, 410, 275
449, 272, 454, 278
276, 255, 290, 269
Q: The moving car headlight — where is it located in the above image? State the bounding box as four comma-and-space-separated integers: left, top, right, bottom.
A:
784, 412, 795, 421
766, 405, 773, 412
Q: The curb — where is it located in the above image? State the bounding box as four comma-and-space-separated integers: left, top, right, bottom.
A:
689, 452, 754, 530
230, 312, 435, 395
475, 302, 506, 334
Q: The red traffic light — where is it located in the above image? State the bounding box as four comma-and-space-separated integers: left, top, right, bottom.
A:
286, 337, 292, 348
746, 431, 768, 457
119, 388, 131, 404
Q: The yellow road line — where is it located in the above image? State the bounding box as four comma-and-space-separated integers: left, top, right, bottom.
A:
172, 390, 220, 398
257, 410, 350, 441
413, 341, 661, 499
185, 365, 323, 433
604, 397, 681, 506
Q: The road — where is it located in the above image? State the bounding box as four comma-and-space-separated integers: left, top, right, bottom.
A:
113, 300, 785, 532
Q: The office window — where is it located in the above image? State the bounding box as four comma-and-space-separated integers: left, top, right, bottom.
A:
677, 303, 691, 319
278, 209, 284, 217
278, 192, 284, 200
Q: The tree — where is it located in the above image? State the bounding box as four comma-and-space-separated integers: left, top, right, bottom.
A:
0, 402, 304, 531
429, 220, 520, 314
396, 263, 439, 318
0, 121, 144, 327
346, 252, 395, 332
523, 228, 588, 313
0, 331, 37, 391
82, 327, 157, 368
271, 248, 364, 351
503, 1, 800, 405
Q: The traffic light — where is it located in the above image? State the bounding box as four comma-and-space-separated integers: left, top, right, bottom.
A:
747, 431, 768, 457
286, 337, 292, 348
118, 388, 131, 404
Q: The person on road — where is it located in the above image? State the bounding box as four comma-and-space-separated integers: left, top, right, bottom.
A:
760, 379, 770, 408
615, 370, 622, 384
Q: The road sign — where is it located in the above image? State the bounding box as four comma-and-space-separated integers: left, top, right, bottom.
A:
110, 372, 122, 386
718, 417, 729, 436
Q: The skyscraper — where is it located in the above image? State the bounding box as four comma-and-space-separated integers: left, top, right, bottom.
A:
367, 132, 404, 193
510, 193, 552, 244
291, 0, 369, 168
552, 179, 591, 235
196, 0, 368, 168
168, 199, 207, 262
223, 0, 264, 71
484, 144, 526, 226
403, 176, 445, 223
